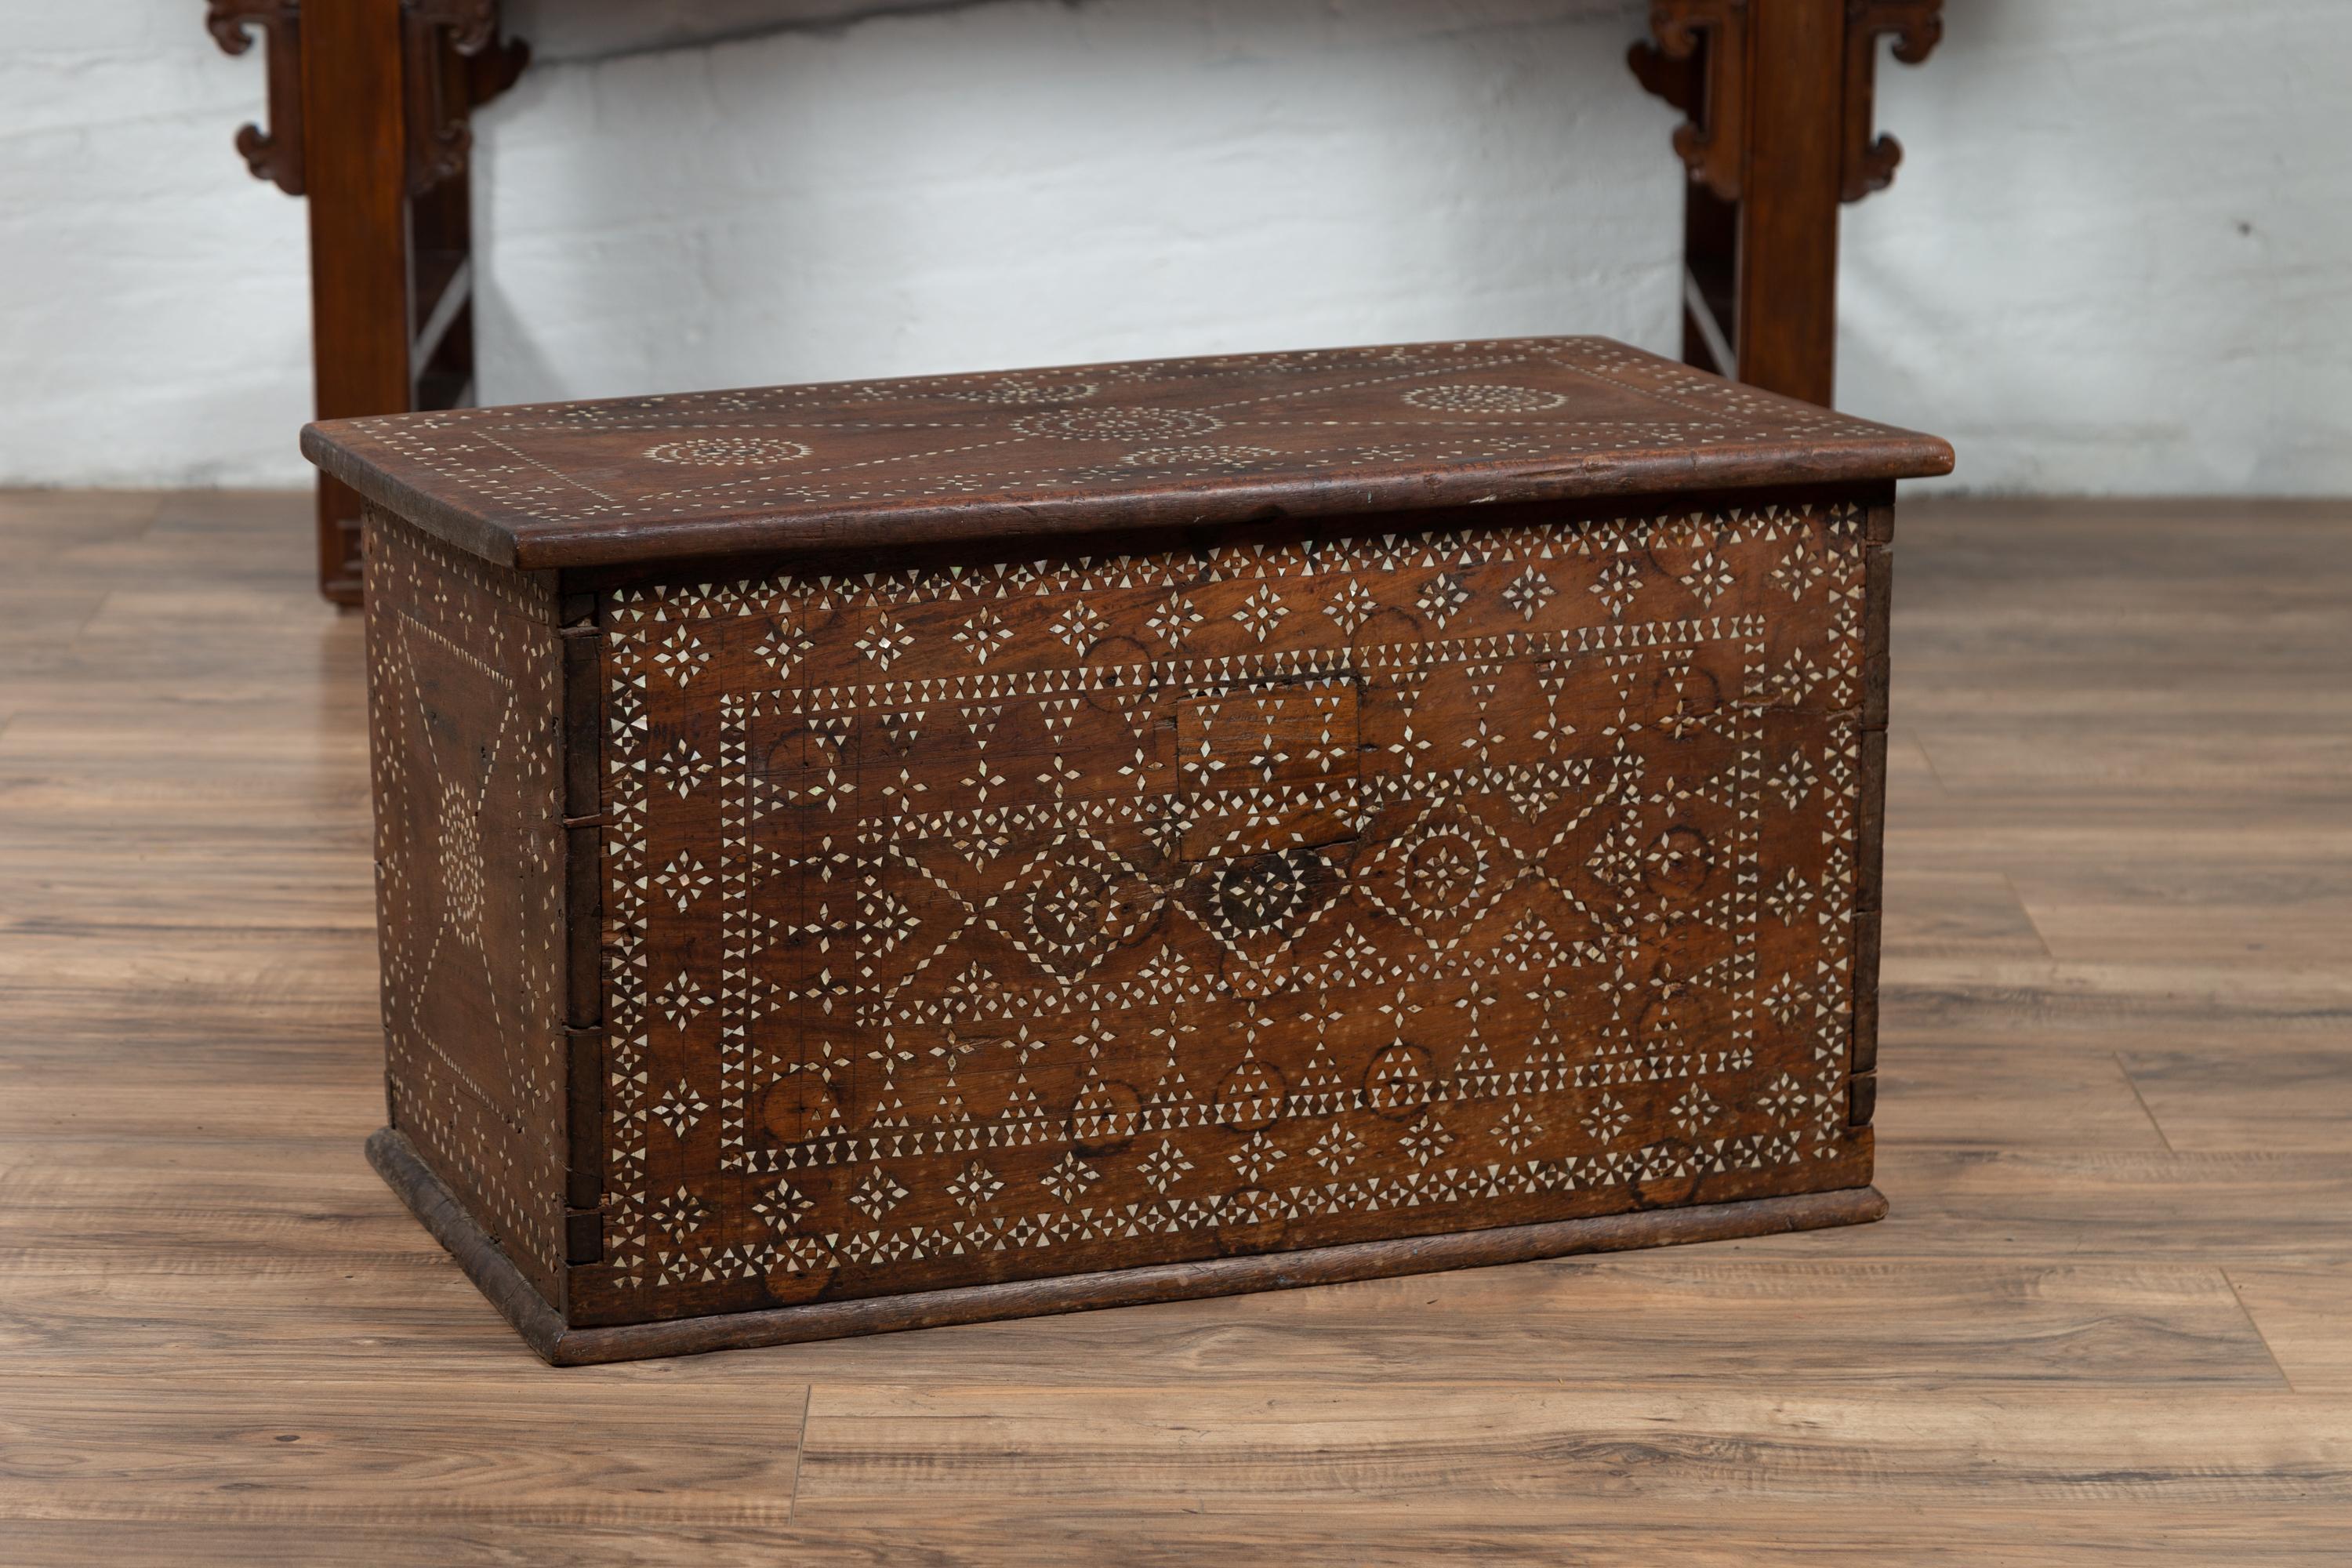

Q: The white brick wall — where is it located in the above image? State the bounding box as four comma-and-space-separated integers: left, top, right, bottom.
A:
2, 0, 2345, 493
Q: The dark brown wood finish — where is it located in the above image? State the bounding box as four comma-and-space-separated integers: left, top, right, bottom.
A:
369, 1125, 1888, 1365
296, 0, 408, 603
568, 492, 1880, 1330
321, 339, 1946, 1357
205, 1, 305, 194
1853, 490, 1893, 1104
1842, 0, 1947, 202
1736, 0, 1846, 407
209, 0, 524, 603
361, 506, 570, 1305
212, 2, 1942, 603
1632, 0, 1944, 404
303, 338, 1951, 570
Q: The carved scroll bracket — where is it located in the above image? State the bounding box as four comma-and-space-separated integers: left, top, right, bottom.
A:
1632, 0, 1944, 207
1842, 0, 1944, 201
408, 0, 500, 54
405, 0, 532, 195
210, 1, 528, 198
1628, 0, 1752, 205
207, 0, 304, 195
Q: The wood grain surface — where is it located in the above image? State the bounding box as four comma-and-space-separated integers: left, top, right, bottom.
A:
369, 1124, 1886, 1365
2, 488, 2347, 1563
555, 490, 1884, 1334
301, 338, 1951, 568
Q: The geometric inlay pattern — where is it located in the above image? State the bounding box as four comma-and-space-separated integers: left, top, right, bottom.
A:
579, 498, 1873, 1327
322, 338, 1918, 555
365, 509, 569, 1302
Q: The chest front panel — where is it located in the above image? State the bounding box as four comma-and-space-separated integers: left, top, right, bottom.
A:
575, 501, 1872, 1326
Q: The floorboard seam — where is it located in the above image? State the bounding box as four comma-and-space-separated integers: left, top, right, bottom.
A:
2112, 1053, 2179, 1153
786, 1384, 814, 1518
1904, 724, 1955, 796
2002, 871, 2056, 960
2220, 1268, 2300, 1394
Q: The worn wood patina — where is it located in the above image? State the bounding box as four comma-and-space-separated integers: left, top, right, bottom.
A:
309, 336, 1951, 1361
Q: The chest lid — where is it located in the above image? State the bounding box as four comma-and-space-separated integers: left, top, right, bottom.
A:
303, 336, 1952, 571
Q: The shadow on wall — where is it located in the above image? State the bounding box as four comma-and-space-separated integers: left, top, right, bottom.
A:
470, 0, 1681, 405
1837, 0, 2352, 494
507, 0, 1093, 62
1838, 0, 2061, 480
508, 0, 1638, 62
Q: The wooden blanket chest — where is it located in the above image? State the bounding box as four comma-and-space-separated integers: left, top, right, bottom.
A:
306, 337, 1952, 1363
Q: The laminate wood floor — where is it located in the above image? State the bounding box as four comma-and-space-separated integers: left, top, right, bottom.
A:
3, 490, 2347, 1565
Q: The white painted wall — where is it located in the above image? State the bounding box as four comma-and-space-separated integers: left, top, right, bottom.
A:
469, 0, 1677, 410
1842, 0, 2352, 495
0, 5, 314, 488
2, 0, 2346, 494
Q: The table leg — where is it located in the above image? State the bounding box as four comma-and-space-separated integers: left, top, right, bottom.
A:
1632, 0, 1944, 407
300, 0, 409, 605
209, 0, 525, 604
1737, 0, 1846, 406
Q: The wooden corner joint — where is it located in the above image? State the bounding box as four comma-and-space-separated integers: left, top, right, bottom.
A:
1628, 0, 1751, 204
1848, 1070, 1878, 1128
402, 0, 532, 196
1850, 528, 1895, 1129
1842, 0, 1946, 203
205, 0, 304, 195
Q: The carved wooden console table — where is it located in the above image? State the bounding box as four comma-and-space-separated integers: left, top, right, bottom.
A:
208, 0, 1942, 604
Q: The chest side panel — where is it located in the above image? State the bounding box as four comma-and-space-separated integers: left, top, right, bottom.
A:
365, 507, 570, 1305
575, 499, 1872, 1326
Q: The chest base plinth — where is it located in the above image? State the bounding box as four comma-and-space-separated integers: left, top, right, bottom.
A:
371, 1126, 1884, 1366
